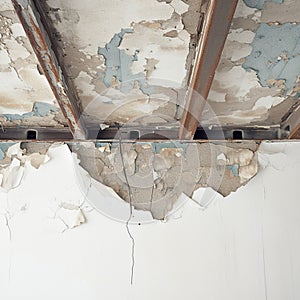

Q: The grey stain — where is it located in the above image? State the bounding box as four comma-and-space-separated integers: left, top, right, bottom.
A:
243, 23, 300, 93
98, 28, 153, 95
243, 0, 283, 10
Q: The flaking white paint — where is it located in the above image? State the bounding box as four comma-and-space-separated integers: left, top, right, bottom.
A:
211, 66, 260, 101
46, 0, 175, 54
0, 6, 58, 116
254, 95, 285, 110
120, 23, 190, 87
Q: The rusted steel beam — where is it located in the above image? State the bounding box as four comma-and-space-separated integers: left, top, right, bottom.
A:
289, 126, 300, 139
179, 0, 238, 140
282, 101, 300, 139
11, 0, 87, 139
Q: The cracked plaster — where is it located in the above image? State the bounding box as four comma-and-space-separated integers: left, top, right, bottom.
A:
73, 141, 259, 220
0, 141, 259, 221
1, 141, 300, 299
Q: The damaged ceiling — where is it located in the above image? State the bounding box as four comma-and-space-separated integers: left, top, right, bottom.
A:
205, 0, 300, 128
1, 1, 300, 295
0, 0, 300, 219
0, 0, 299, 140
0, 0, 66, 127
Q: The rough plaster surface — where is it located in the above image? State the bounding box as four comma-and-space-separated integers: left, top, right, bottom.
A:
73, 141, 259, 220
43, 0, 203, 125
0, 141, 258, 220
0, 3, 58, 119
261, 0, 300, 23
205, 0, 300, 127
0, 141, 300, 299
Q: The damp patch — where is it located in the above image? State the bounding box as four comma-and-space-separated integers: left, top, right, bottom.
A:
243, 23, 300, 94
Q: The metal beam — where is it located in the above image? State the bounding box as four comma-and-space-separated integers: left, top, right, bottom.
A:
11, 0, 87, 139
281, 101, 300, 139
179, 0, 238, 140
0, 125, 286, 142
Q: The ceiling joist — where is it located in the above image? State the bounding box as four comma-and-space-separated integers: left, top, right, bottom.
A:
179, 0, 239, 140
11, 0, 87, 139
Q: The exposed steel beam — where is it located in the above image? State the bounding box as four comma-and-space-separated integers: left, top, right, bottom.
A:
0, 125, 285, 141
179, 0, 238, 140
282, 101, 300, 139
289, 127, 300, 139
11, 0, 87, 139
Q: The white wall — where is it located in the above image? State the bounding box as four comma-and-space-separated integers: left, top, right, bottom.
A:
0, 142, 300, 300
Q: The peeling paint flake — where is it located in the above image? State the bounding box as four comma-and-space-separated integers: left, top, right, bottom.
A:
55, 203, 86, 230
0, 143, 51, 192
254, 95, 285, 110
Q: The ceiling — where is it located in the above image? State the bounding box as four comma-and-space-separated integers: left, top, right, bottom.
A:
0, 0, 299, 140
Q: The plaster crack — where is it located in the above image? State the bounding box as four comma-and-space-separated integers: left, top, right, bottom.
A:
118, 127, 135, 285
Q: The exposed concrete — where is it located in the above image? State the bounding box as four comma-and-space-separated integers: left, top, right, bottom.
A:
73, 141, 259, 220
261, 0, 300, 23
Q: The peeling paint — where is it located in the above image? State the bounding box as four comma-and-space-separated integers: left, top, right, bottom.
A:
53, 202, 86, 230
73, 142, 259, 220
43, 0, 200, 124
243, 0, 283, 10
0, 143, 50, 191
98, 29, 152, 95
243, 23, 300, 94
0, 8, 58, 117
205, 0, 300, 127
0, 143, 16, 160
227, 164, 240, 177
2, 101, 58, 121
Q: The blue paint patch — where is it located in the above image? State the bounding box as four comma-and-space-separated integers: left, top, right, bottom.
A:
31, 102, 59, 117
227, 164, 239, 177
243, 0, 283, 10
98, 28, 153, 95
2, 102, 58, 121
152, 142, 188, 154
0, 143, 16, 160
243, 23, 300, 93
95, 142, 110, 148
